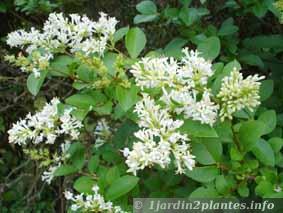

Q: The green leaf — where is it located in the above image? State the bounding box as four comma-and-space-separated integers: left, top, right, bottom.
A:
134, 14, 158, 24
88, 155, 100, 173
185, 166, 219, 183
136, 1, 157, 14
103, 52, 118, 76
215, 175, 230, 194
192, 138, 222, 164
65, 91, 106, 110
27, 70, 48, 96
192, 142, 215, 165
237, 183, 249, 197
50, 55, 74, 76
230, 146, 243, 161
116, 85, 139, 112
215, 120, 233, 143
106, 175, 139, 200
114, 26, 129, 43
179, 0, 192, 7
258, 110, 277, 135
179, 7, 209, 26
218, 17, 238, 36
252, 139, 275, 167
106, 166, 120, 185
93, 101, 112, 115
255, 180, 274, 197
180, 119, 218, 138
268, 137, 283, 153
163, 38, 187, 59
252, 3, 268, 18
68, 142, 85, 170
54, 165, 77, 176
239, 120, 265, 152
243, 35, 283, 50
197, 36, 221, 60
74, 176, 95, 194
190, 185, 219, 198
125, 27, 146, 58
222, 60, 241, 74
260, 80, 274, 101
76, 64, 96, 82
239, 54, 264, 69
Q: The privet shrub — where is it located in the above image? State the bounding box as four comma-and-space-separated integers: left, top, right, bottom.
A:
4, 8, 283, 212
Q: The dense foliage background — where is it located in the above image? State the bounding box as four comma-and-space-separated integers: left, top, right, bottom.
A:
1, 0, 283, 212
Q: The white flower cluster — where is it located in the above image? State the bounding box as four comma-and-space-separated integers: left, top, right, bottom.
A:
65, 185, 127, 212
42, 141, 71, 184
131, 48, 218, 126
8, 98, 83, 146
217, 69, 265, 120
6, 12, 118, 76
122, 94, 195, 175
94, 118, 112, 148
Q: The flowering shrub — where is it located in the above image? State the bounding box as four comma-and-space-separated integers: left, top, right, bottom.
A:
2, 2, 283, 211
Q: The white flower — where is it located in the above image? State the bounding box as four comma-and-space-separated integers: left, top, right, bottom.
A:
123, 94, 195, 175
161, 88, 219, 126
183, 90, 219, 126
41, 164, 60, 184
217, 68, 264, 120
8, 98, 83, 146
274, 185, 282, 193
134, 93, 172, 132
41, 140, 71, 184
172, 142, 196, 174
180, 48, 213, 87
93, 12, 118, 36
65, 185, 127, 213
6, 27, 41, 49
6, 12, 118, 76
94, 118, 112, 148
130, 57, 179, 90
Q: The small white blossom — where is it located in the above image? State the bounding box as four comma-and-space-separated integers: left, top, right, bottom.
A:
65, 185, 127, 213
217, 68, 264, 121
183, 90, 219, 126
8, 98, 83, 146
6, 12, 118, 77
94, 118, 112, 148
123, 94, 195, 175
41, 163, 60, 184
41, 140, 72, 184
180, 48, 213, 87
274, 185, 282, 193
172, 142, 196, 174
130, 57, 179, 90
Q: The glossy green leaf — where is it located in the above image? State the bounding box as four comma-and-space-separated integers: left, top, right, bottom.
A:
88, 155, 100, 173
125, 27, 146, 58
258, 110, 277, 135
74, 176, 95, 194
180, 119, 218, 138
239, 120, 265, 151
54, 165, 78, 176
134, 14, 158, 24
136, 1, 157, 14
197, 36, 221, 60
106, 175, 139, 200
27, 70, 48, 96
252, 139, 275, 166
260, 80, 274, 101
185, 166, 219, 183
116, 85, 139, 112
